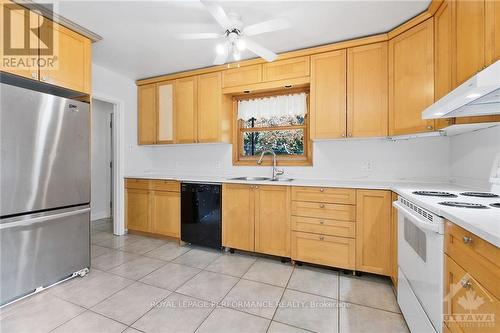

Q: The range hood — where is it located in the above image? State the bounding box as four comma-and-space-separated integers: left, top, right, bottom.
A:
422, 60, 500, 119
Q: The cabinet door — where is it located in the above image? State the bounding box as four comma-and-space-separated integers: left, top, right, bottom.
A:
254, 185, 290, 257
0, 2, 39, 80
310, 50, 347, 139
486, 0, 500, 65
157, 81, 175, 144
262, 56, 310, 81
347, 42, 388, 137
390, 192, 398, 288
455, 0, 485, 85
197, 72, 222, 142
222, 64, 262, 88
175, 76, 197, 143
39, 21, 91, 93
137, 83, 157, 145
125, 188, 150, 232
355, 190, 391, 275
222, 184, 255, 251
389, 18, 435, 135
151, 191, 180, 238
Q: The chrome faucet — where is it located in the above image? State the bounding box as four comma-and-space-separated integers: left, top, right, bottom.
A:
257, 149, 284, 181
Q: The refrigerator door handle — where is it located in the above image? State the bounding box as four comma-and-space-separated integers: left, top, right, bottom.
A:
0, 208, 91, 230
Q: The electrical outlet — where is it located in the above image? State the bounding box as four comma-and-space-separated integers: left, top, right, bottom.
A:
362, 161, 374, 172
215, 161, 221, 169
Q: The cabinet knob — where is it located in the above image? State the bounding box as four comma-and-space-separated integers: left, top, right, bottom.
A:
41, 76, 48, 82
348, 133, 352, 137
319, 236, 324, 241
319, 220, 325, 225
320, 188, 324, 192
341, 133, 346, 138
460, 279, 472, 289
31, 72, 37, 79
462, 236, 473, 244
255, 185, 259, 189
319, 204, 325, 208
426, 125, 433, 130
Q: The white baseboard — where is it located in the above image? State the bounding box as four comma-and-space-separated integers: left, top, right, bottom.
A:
91, 211, 111, 222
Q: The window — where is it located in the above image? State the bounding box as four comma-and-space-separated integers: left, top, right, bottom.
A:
233, 90, 311, 166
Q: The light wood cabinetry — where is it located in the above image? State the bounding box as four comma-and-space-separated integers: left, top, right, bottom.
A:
222, 184, 290, 256
262, 56, 310, 82
254, 185, 290, 257
175, 76, 197, 143
390, 192, 398, 288
486, 0, 500, 64
125, 179, 180, 238
138, 83, 157, 145
1, 1, 91, 93
434, 0, 454, 101
389, 18, 435, 136
222, 64, 262, 88
310, 50, 347, 139
291, 187, 356, 204
157, 81, 175, 144
347, 42, 388, 137
222, 184, 255, 252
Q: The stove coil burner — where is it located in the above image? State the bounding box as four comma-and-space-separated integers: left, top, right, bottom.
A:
460, 192, 500, 198
412, 191, 458, 198
439, 201, 489, 209
490, 203, 500, 208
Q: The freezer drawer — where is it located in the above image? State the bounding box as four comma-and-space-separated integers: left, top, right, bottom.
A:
0, 207, 90, 305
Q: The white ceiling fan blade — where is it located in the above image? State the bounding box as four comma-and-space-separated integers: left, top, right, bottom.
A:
243, 18, 291, 36
176, 32, 221, 40
244, 38, 278, 62
213, 52, 228, 65
201, 0, 232, 30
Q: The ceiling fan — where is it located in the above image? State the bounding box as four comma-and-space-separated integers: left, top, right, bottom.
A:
178, 0, 291, 65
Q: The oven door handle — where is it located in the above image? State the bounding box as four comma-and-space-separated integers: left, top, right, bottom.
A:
393, 201, 440, 234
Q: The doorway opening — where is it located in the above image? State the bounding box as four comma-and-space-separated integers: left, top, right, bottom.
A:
90, 99, 115, 233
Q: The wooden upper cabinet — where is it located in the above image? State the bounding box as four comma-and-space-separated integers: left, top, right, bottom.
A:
222, 64, 262, 88
455, 0, 486, 85
39, 21, 91, 93
175, 76, 197, 143
486, 0, 500, 65
254, 186, 290, 257
222, 184, 255, 252
0, 2, 40, 80
435, 0, 454, 100
347, 42, 388, 137
197, 72, 223, 142
389, 18, 435, 136
151, 190, 180, 238
262, 56, 310, 81
157, 81, 175, 144
138, 83, 157, 145
310, 50, 347, 139
355, 189, 392, 276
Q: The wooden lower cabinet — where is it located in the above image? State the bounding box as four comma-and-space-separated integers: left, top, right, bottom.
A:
355, 190, 392, 275
291, 231, 355, 269
254, 186, 290, 257
222, 184, 255, 252
125, 179, 180, 237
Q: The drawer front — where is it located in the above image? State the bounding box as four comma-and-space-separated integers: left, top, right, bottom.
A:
151, 180, 180, 192
291, 216, 355, 238
291, 231, 355, 269
291, 201, 355, 221
222, 64, 262, 87
445, 221, 500, 299
125, 178, 151, 190
291, 187, 356, 204
444, 255, 500, 333
262, 56, 310, 81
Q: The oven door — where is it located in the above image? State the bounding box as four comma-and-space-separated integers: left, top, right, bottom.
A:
394, 201, 443, 333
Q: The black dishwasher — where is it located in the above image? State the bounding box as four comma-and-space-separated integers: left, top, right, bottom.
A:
181, 182, 222, 249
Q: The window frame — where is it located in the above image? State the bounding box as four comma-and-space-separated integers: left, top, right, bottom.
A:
232, 87, 312, 166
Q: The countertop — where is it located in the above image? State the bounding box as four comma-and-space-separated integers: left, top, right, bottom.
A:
125, 173, 500, 247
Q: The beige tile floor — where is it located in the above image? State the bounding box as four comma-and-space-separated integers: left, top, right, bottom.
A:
0, 218, 410, 333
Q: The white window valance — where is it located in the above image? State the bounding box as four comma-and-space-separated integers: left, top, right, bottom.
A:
237, 93, 307, 121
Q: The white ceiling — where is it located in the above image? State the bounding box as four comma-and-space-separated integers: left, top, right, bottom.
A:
45, 0, 431, 80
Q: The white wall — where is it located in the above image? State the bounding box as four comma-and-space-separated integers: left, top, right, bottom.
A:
150, 136, 451, 183
450, 125, 500, 190
91, 99, 113, 221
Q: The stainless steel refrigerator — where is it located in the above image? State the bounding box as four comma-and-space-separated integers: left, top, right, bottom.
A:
0, 81, 91, 306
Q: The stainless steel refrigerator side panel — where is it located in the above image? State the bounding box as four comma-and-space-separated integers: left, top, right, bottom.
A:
0, 83, 90, 217
0, 207, 90, 305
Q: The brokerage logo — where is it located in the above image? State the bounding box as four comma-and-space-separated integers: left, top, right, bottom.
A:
1, 2, 58, 72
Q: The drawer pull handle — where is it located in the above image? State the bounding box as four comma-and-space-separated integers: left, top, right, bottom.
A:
462, 236, 473, 244
320, 188, 324, 192
319, 204, 325, 208
319, 236, 324, 241
460, 279, 472, 289
320, 220, 325, 225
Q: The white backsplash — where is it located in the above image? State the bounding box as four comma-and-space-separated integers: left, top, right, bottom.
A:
149, 135, 451, 182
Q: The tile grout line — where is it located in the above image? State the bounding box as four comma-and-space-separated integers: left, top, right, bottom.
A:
266, 262, 296, 332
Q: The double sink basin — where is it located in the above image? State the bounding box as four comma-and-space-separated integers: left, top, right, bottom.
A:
227, 176, 294, 182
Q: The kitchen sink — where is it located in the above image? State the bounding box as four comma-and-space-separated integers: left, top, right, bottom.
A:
227, 176, 271, 181
269, 178, 294, 182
